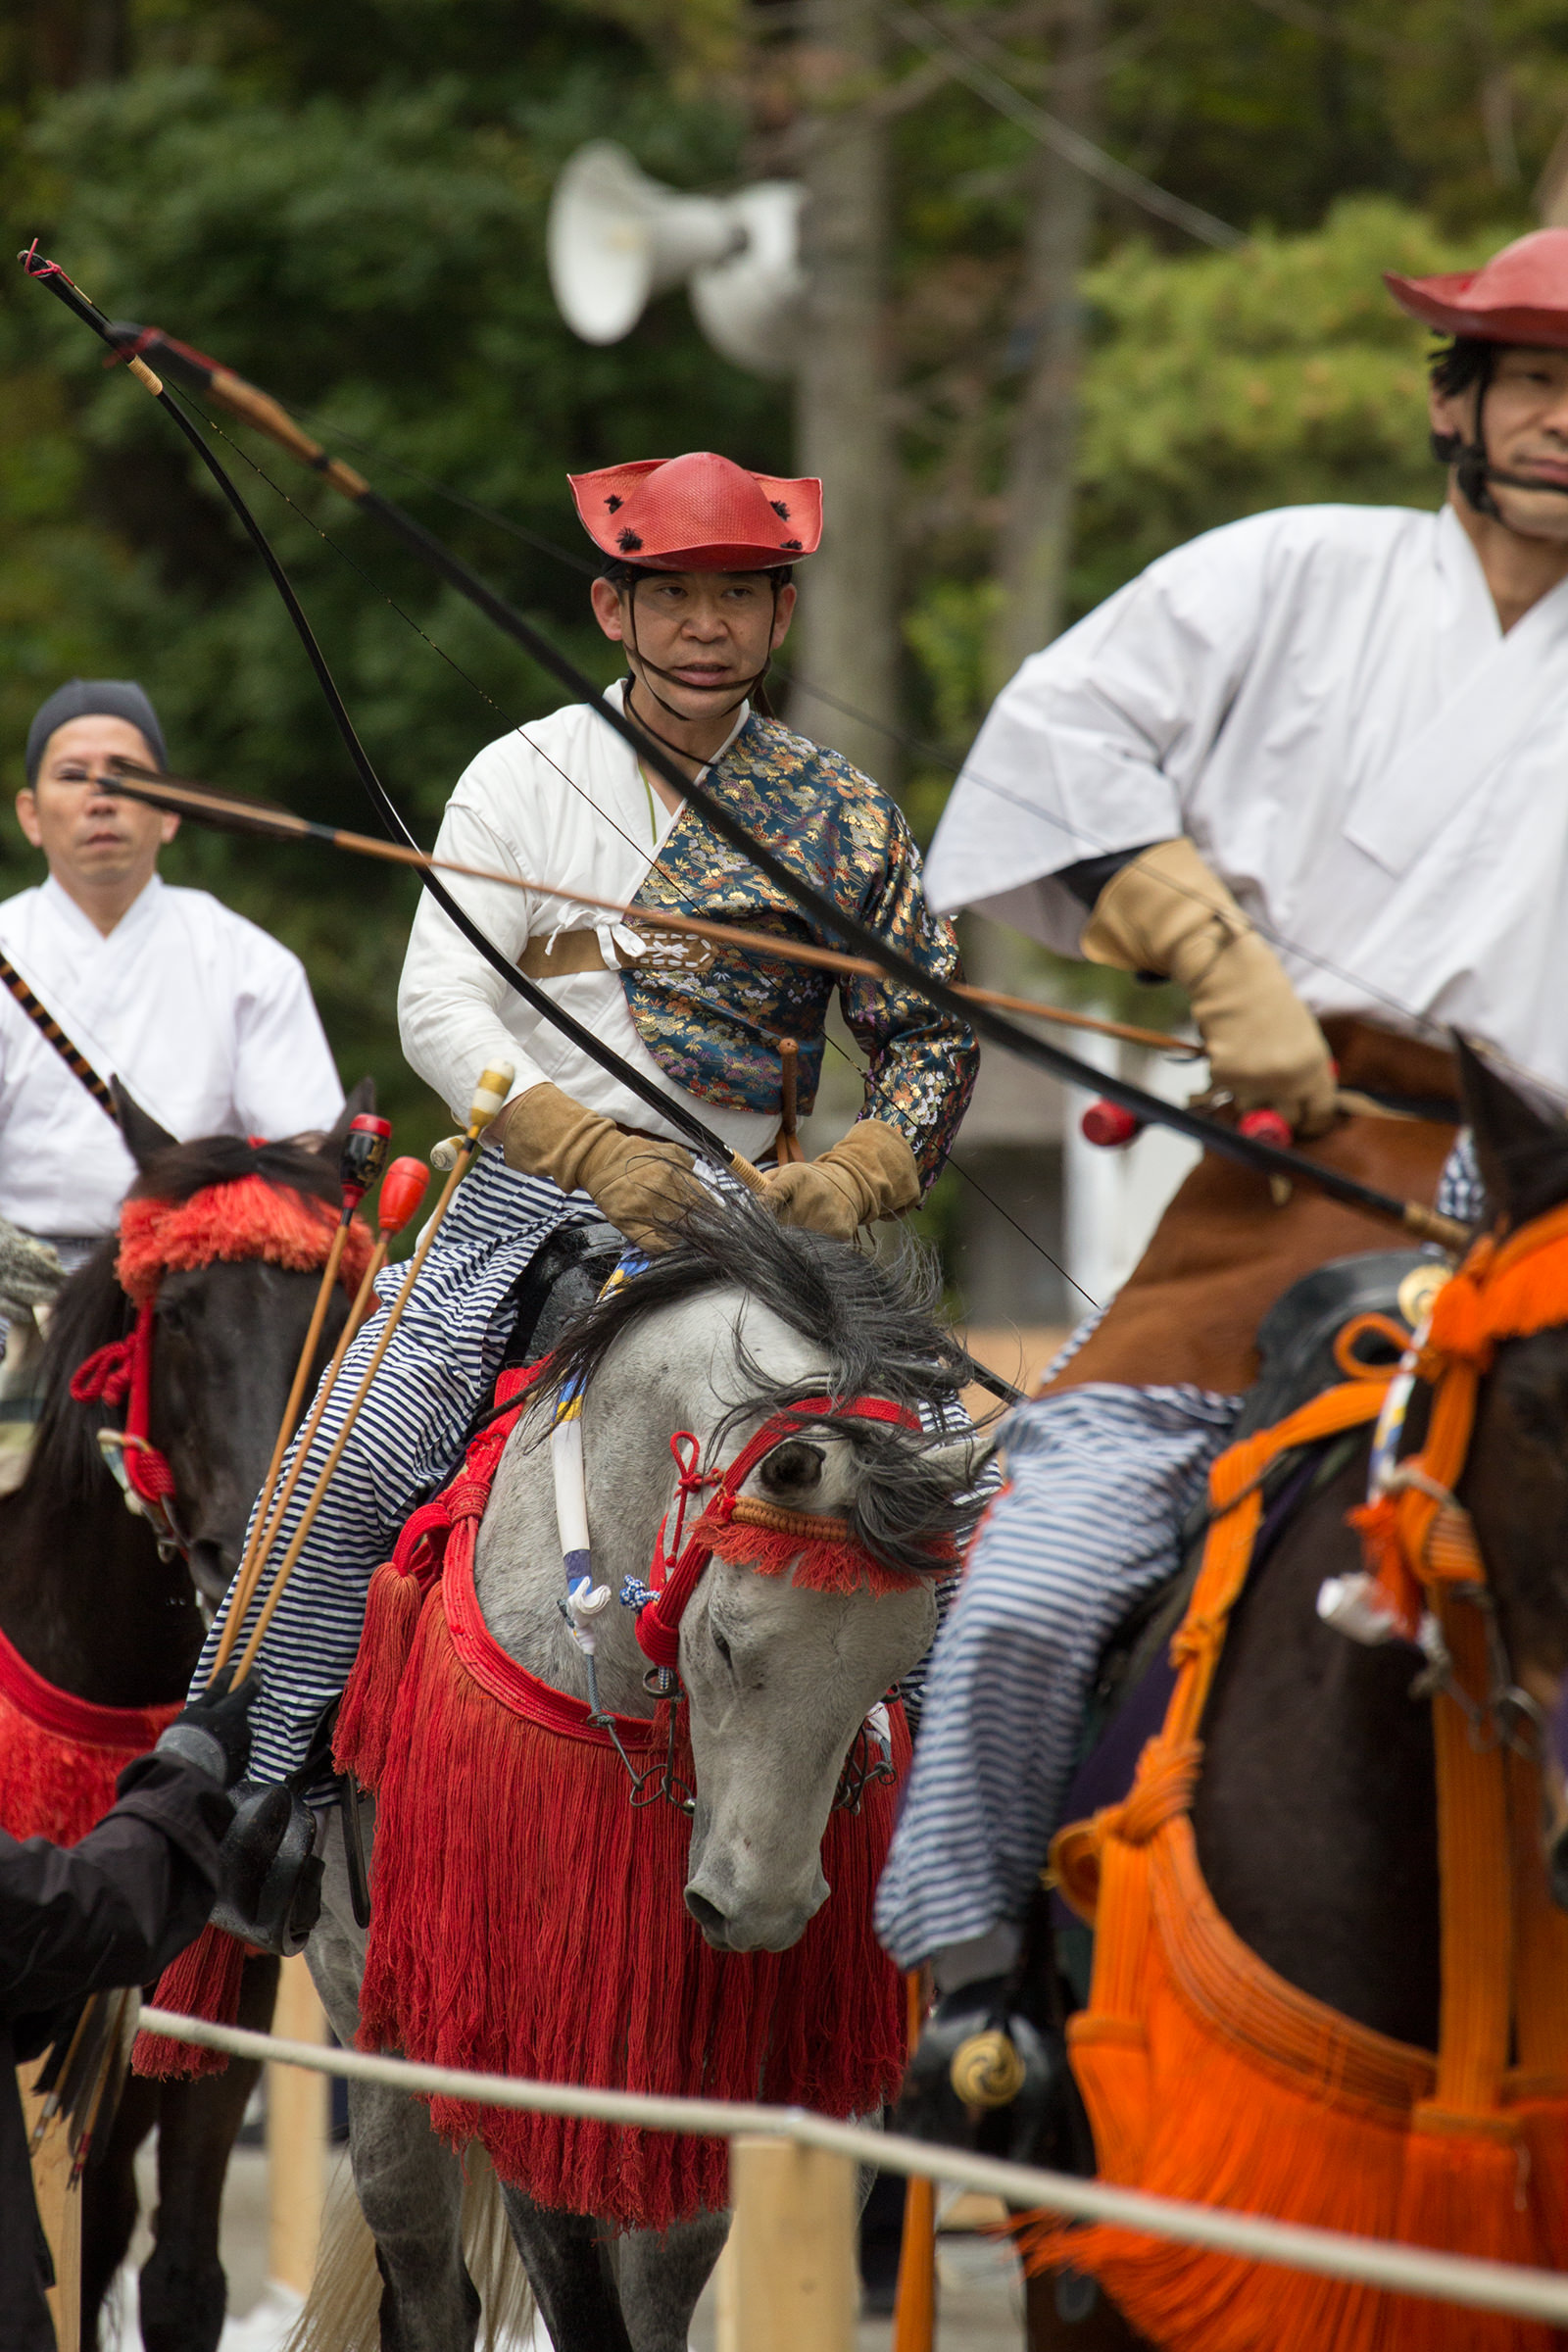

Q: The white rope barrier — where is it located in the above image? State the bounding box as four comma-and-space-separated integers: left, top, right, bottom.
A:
140, 2006, 1568, 2324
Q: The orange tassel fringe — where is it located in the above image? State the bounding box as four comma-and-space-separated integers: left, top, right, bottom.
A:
1027, 1321, 1568, 2352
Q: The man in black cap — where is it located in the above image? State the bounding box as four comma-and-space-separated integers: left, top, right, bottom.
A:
4, 678, 343, 1255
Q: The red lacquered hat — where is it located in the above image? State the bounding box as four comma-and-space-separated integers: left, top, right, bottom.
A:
567, 450, 822, 571
1385, 229, 1568, 349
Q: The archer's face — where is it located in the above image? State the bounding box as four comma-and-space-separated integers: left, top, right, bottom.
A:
590, 570, 797, 721
1432, 346, 1568, 545
16, 716, 178, 897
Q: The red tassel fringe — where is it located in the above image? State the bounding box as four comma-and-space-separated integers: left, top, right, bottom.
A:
339, 1584, 908, 2229
0, 1676, 178, 1848
333, 1558, 426, 1788
132, 1922, 252, 2080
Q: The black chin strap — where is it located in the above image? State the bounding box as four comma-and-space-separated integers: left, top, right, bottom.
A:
1429, 356, 1568, 518
1432, 348, 1500, 517
620, 574, 780, 735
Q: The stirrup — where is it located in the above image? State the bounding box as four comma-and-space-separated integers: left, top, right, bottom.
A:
207, 1694, 339, 1955
209, 1781, 323, 1956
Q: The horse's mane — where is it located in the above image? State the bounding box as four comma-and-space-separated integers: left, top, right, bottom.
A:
25, 1134, 339, 1507
538, 1194, 985, 1574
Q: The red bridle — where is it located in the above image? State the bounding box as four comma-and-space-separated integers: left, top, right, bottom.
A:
633, 1396, 930, 1672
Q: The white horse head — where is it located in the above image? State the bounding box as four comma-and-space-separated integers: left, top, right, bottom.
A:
474, 1197, 984, 1952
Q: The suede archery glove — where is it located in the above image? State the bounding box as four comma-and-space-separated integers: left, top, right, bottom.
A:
500, 1081, 704, 1251
761, 1118, 921, 1242
155, 1664, 261, 1789
1081, 838, 1337, 1139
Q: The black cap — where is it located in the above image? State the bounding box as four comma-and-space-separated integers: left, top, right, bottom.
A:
25, 679, 168, 786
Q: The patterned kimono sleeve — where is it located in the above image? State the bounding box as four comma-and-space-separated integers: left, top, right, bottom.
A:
839, 807, 978, 1192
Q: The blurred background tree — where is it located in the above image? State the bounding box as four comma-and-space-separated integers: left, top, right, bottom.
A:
0, 0, 1548, 1186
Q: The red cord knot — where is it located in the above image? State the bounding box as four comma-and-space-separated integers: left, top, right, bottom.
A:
70, 1337, 136, 1408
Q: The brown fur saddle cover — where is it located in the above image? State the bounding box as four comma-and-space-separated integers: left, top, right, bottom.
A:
1045, 1019, 1461, 1399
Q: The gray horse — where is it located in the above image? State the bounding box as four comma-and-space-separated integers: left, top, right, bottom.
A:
305, 1200, 981, 2352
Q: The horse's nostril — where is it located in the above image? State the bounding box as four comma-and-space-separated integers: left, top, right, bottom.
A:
685, 1887, 730, 1943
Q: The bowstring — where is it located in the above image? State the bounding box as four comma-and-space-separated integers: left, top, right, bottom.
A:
282, 394, 1568, 1114
172, 392, 1097, 1313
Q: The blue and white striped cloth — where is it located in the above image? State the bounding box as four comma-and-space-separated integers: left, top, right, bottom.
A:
197, 1147, 600, 1785
874, 1130, 1483, 1972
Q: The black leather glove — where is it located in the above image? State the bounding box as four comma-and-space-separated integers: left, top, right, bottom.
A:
155, 1664, 261, 1789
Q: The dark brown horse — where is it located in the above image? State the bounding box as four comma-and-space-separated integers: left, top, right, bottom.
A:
0, 1088, 368, 2352
906, 1048, 1568, 2351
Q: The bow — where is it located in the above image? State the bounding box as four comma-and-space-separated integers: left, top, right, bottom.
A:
20, 250, 1469, 1251
18, 246, 759, 1178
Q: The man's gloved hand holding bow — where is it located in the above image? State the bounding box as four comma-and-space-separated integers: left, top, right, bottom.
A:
1081, 837, 1338, 1139
501, 1079, 922, 1248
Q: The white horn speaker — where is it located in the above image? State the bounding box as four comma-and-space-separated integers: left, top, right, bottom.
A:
548, 140, 805, 379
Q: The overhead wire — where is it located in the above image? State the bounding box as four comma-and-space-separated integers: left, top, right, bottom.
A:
883, 0, 1247, 250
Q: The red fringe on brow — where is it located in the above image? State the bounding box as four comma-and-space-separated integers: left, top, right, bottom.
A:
117, 1176, 373, 1306
689, 1505, 951, 1596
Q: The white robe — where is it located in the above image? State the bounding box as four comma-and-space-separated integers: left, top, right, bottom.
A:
398, 682, 775, 1156
926, 501, 1568, 1094
0, 873, 343, 1239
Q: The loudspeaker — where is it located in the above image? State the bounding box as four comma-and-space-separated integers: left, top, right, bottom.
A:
548, 140, 805, 379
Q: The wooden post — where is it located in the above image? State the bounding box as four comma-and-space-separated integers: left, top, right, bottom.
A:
267, 1954, 327, 2296
20, 2060, 80, 2352
727, 2135, 857, 2352
712, 2227, 740, 2352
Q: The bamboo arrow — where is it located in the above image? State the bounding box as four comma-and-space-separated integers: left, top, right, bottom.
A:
102, 759, 1197, 1059
97, 760, 1469, 1251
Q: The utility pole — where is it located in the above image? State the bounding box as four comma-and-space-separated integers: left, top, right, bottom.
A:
990, 0, 1103, 687
790, 0, 901, 783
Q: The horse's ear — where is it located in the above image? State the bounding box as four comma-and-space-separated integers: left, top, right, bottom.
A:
306, 1078, 377, 1162
1456, 1034, 1568, 1229
111, 1079, 176, 1171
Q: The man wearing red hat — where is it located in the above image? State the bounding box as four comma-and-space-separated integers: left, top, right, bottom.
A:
877, 232, 1568, 2017
402, 448, 973, 1245
199, 450, 978, 1817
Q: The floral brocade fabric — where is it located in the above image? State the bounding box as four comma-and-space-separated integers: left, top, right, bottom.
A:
623, 714, 977, 1192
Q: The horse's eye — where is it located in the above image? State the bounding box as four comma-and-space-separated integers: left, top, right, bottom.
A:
713, 1628, 732, 1665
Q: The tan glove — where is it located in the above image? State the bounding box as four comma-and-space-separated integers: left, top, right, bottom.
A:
760, 1119, 921, 1242
499, 1083, 703, 1251
1081, 838, 1337, 1139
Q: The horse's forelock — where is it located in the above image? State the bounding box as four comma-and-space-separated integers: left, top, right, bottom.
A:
541, 1193, 967, 1417
536, 1193, 981, 1574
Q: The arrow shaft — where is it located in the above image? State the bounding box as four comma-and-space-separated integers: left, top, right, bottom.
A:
109, 763, 1197, 1057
